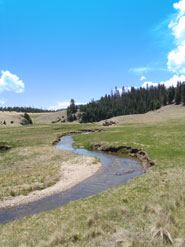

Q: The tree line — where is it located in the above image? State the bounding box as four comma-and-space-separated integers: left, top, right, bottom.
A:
0, 106, 54, 113
73, 81, 185, 123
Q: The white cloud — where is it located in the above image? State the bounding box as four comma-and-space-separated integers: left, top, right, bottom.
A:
167, 0, 185, 73
129, 67, 151, 75
174, 0, 185, 16
0, 71, 24, 93
124, 87, 132, 92
114, 87, 132, 94
0, 98, 5, 105
141, 75, 185, 88
140, 76, 146, 81
48, 101, 70, 110
48, 101, 85, 111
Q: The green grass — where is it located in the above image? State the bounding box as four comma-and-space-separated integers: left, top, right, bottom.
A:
74, 121, 185, 170
0, 120, 185, 246
0, 123, 96, 200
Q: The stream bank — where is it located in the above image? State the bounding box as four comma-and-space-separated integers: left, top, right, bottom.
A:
0, 132, 143, 224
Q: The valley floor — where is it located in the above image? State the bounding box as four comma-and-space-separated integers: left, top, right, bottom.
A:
0, 105, 185, 246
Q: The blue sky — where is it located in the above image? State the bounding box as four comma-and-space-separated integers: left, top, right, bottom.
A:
0, 0, 185, 109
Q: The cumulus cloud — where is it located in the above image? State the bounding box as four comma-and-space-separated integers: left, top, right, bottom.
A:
167, 0, 185, 73
141, 75, 185, 88
116, 87, 132, 93
140, 76, 146, 81
48, 101, 85, 111
129, 67, 151, 75
0, 71, 24, 93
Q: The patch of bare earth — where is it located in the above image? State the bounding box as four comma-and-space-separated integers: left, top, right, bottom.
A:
0, 148, 101, 209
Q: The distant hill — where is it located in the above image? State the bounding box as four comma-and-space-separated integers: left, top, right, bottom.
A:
33, 110, 67, 124
98, 104, 185, 125
0, 111, 33, 127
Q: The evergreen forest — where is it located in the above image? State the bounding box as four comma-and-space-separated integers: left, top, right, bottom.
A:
67, 82, 185, 123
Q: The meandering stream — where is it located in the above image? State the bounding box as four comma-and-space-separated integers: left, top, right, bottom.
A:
0, 134, 142, 224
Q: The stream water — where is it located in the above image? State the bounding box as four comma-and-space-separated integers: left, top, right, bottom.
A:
0, 134, 142, 224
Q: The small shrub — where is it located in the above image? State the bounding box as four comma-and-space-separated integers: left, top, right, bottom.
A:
10, 191, 16, 197
23, 113, 33, 124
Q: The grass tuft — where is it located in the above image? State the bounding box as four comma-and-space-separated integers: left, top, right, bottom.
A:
151, 213, 175, 244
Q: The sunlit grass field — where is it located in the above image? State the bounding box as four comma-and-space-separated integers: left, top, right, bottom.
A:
0, 118, 185, 246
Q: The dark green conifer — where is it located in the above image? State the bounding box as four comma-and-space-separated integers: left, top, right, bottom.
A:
181, 82, 185, 106
175, 82, 182, 105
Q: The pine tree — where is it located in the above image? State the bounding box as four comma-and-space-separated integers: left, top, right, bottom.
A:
168, 87, 174, 104
175, 82, 182, 105
67, 113, 74, 122
181, 82, 185, 105
162, 94, 167, 106
68, 99, 77, 114
67, 99, 78, 122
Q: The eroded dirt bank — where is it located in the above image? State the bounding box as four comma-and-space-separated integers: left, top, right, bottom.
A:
92, 143, 155, 172
53, 129, 155, 172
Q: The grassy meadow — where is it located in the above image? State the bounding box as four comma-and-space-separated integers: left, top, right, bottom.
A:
0, 123, 95, 200
0, 113, 185, 246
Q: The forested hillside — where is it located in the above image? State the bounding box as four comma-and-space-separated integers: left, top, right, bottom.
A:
74, 82, 185, 122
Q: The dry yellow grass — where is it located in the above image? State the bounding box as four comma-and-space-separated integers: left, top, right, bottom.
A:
0, 111, 26, 127
34, 110, 67, 124
0, 145, 62, 200
0, 110, 67, 126
2, 104, 183, 127
99, 104, 185, 125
